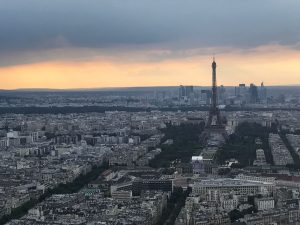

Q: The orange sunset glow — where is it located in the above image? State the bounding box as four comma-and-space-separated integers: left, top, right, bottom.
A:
1, 44, 300, 89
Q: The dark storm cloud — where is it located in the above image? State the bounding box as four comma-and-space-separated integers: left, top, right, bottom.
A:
0, 0, 300, 62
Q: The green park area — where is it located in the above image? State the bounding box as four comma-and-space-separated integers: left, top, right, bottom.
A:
150, 123, 205, 168
216, 122, 277, 167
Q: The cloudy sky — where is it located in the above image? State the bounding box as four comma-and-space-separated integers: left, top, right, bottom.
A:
1, 0, 300, 89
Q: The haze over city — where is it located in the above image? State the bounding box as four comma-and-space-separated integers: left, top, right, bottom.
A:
3, 1, 300, 225
1, 0, 300, 89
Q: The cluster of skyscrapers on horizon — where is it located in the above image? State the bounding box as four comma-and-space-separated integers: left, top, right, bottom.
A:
178, 82, 267, 106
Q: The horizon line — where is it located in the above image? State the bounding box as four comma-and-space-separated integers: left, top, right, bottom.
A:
0, 84, 300, 92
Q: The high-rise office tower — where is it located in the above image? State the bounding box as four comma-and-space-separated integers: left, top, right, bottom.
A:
249, 83, 258, 103
259, 82, 267, 103
179, 85, 194, 100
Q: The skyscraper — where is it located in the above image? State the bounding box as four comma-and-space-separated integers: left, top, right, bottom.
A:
235, 84, 246, 97
249, 83, 258, 103
218, 85, 226, 104
179, 85, 194, 99
259, 82, 267, 103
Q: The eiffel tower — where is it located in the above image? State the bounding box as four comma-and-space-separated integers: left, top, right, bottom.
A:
206, 58, 224, 129
200, 58, 226, 149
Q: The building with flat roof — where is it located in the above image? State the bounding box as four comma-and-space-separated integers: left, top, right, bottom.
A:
193, 178, 274, 197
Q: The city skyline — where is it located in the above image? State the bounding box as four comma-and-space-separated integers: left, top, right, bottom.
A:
2, 1, 300, 225
0, 0, 300, 89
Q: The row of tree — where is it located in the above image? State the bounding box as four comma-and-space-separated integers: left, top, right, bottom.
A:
155, 187, 191, 225
2, 105, 300, 115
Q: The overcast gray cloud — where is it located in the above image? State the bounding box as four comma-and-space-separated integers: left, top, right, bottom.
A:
0, 0, 300, 65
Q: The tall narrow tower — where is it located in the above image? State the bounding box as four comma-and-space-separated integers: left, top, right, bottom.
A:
206, 58, 223, 128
